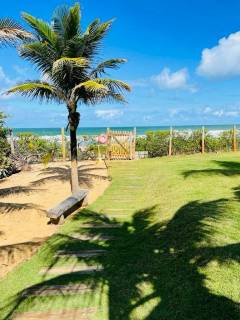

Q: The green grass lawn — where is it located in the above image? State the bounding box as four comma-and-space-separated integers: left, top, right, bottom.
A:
1, 152, 240, 319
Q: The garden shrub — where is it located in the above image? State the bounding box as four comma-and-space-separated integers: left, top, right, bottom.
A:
172, 130, 202, 155
146, 131, 169, 157
142, 129, 235, 158
16, 132, 61, 163
136, 136, 147, 151
87, 144, 108, 155
79, 144, 108, 160
205, 130, 232, 152
0, 114, 10, 163
0, 112, 12, 178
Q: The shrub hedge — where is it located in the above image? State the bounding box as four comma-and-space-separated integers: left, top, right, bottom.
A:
0, 113, 10, 163
16, 132, 61, 163
0, 113, 12, 178
136, 129, 234, 157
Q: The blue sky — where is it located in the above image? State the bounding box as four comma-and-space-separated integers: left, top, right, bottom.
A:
2, 0, 240, 127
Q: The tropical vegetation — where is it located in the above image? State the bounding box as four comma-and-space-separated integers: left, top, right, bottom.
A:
136, 129, 234, 157
6, 2, 130, 193
16, 132, 61, 163
0, 112, 12, 178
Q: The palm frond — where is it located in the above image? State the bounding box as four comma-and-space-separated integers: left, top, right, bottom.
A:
71, 80, 108, 101
65, 2, 81, 39
19, 42, 57, 73
0, 18, 32, 45
107, 92, 127, 103
52, 57, 88, 75
94, 78, 131, 93
52, 3, 80, 41
73, 80, 107, 92
5, 81, 63, 102
21, 13, 57, 45
85, 19, 100, 33
52, 5, 69, 37
80, 19, 113, 58
91, 59, 127, 77
95, 92, 127, 104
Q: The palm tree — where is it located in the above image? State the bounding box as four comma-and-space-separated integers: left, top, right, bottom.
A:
6, 3, 130, 193
0, 18, 31, 45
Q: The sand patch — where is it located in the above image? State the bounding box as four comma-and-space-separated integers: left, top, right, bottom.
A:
0, 160, 109, 278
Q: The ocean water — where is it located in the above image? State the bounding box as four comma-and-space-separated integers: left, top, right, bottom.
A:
12, 125, 239, 137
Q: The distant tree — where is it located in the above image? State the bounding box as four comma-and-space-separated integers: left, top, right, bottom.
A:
6, 3, 130, 193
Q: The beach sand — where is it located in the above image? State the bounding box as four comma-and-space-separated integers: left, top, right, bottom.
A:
0, 160, 109, 278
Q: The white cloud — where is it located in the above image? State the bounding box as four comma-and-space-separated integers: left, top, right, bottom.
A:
202, 106, 240, 117
152, 67, 188, 89
203, 106, 212, 114
95, 109, 123, 119
129, 67, 197, 92
169, 108, 181, 117
225, 111, 239, 117
151, 67, 197, 92
197, 31, 240, 77
213, 110, 224, 117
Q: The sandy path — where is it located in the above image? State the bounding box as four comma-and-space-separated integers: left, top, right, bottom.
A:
0, 160, 109, 278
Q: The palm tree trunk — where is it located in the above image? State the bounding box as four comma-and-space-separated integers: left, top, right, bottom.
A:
68, 107, 80, 194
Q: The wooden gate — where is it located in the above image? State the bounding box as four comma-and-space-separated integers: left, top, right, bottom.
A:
107, 128, 136, 160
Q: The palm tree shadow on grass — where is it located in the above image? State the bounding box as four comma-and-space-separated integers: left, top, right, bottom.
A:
183, 159, 240, 205
1, 200, 240, 320
183, 160, 240, 178
30, 164, 108, 188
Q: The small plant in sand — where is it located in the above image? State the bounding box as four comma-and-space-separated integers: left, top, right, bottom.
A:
6, 3, 130, 193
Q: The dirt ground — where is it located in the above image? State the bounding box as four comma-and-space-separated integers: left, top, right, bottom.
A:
0, 160, 109, 278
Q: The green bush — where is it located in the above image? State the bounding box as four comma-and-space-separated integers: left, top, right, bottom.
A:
0, 112, 13, 178
0, 112, 10, 166
84, 144, 108, 159
205, 131, 232, 152
146, 131, 169, 157
172, 130, 202, 155
16, 132, 61, 162
136, 137, 147, 151
144, 129, 234, 158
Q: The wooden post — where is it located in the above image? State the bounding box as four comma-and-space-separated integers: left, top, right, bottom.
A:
61, 127, 66, 161
133, 127, 136, 159
129, 131, 133, 160
106, 128, 110, 160
9, 129, 15, 154
201, 126, 205, 154
233, 125, 237, 152
168, 126, 173, 156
